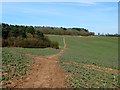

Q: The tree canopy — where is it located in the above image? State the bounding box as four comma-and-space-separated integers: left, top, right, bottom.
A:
34, 26, 94, 36
2, 23, 59, 49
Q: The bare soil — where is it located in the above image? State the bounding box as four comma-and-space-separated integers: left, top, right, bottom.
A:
8, 36, 67, 88
13, 55, 66, 88
63, 61, 120, 74
83, 63, 120, 74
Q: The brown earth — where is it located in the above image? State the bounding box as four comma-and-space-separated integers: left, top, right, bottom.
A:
83, 63, 120, 74
63, 61, 120, 74
8, 36, 67, 88
13, 55, 66, 88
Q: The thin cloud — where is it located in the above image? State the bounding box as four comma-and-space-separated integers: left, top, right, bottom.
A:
20, 6, 70, 17
2, 3, 70, 17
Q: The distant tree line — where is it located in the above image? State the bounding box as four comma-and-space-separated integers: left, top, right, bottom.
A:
105, 34, 120, 37
97, 33, 120, 37
2, 23, 59, 49
34, 26, 95, 36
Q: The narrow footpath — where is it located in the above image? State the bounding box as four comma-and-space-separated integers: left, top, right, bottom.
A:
13, 36, 67, 88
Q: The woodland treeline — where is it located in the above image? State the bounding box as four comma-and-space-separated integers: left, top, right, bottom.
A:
1, 23, 96, 48
2, 23, 59, 49
35, 26, 95, 36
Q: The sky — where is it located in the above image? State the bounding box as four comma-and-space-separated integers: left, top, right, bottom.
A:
1, 2, 118, 34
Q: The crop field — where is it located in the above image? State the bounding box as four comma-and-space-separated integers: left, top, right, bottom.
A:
2, 48, 31, 87
2, 35, 119, 88
49, 35, 119, 88
58, 36, 119, 88
61, 62, 119, 88
3, 47, 60, 56
60, 36, 118, 69
47, 35, 64, 48
2, 47, 60, 87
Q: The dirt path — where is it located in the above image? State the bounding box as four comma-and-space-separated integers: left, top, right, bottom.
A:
83, 63, 120, 74
6, 36, 119, 88
63, 36, 67, 49
12, 36, 67, 88
63, 61, 120, 74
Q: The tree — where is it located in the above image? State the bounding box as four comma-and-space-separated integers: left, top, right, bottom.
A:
36, 30, 44, 38
98, 33, 100, 36
2, 23, 59, 49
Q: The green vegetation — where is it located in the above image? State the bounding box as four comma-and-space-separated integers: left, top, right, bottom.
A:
2, 47, 60, 87
2, 48, 31, 87
47, 35, 64, 48
61, 62, 119, 88
57, 36, 119, 88
2, 23, 59, 49
3, 47, 60, 56
2, 23, 119, 88
44, 35, 119, 88
35, 26, 94, 36
60, 36, 118, 69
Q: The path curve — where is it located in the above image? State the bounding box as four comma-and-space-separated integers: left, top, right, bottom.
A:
11, 36, 67, 88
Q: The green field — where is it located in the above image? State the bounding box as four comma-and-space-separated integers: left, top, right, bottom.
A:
60, 36, 118, 69
3, 47, 60, 56
47, 35, 64, 48
50, 36, 119, 88
49, 35, 119, 88
2, 35, 119, 88
2, 47, 59, 87
61, 62, 119, 88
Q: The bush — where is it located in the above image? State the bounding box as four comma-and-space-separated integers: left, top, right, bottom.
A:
2, 39, 8, 47
2, 37, 59, 49
50, 41, 59, 49
2, 23, 60, 49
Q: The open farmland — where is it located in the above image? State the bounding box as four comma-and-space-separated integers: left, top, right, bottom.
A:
2, 35, 119, 88
2, 2, 119, 89
2, 47, 60, 87
60, 36, 118, 69
3, 47, 60, 56
49, 35, 119, 88
47, 35, 64, 48
61, 36, 119, 88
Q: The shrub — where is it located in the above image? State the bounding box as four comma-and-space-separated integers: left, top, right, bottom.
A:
50, 41, 59, 49
2, 23, 59, 49
2, 39, 8, 47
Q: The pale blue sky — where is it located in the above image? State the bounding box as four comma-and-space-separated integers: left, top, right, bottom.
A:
2, 2, 118, 34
